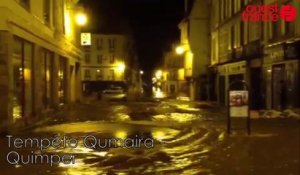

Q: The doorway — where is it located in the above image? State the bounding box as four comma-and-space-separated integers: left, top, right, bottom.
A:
250, 68, 263, 109
272, 64, 285, 110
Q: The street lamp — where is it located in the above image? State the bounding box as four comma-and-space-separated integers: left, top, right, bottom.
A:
175, 46, 185, 55
140, 70, 144, 75
117, 63, 126, 72
155, 70, 163, 79
75, 12, 87, 26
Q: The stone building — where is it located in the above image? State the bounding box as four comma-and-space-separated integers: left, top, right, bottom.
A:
210, 0, 299, 110
81, 33, 142, 100
0, 0, 83, 130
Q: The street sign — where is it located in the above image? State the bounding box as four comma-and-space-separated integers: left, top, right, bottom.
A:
227, 80, 251, 135
81, 33, 91, 46
229, 90, 249, 117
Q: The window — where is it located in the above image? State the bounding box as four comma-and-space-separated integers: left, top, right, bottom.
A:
96, 69, 103, 80
43, 0, 51, 25
282, 1, 294, 36
85, 54, 90, 64
283, 20, 294, 36
243, 21, 248, 45
231, 25, 235, 49
270, 21, 279, 40
108, 69, 115, 80
109, 55, 115, 64
19, 0, 30, 11
96, 39, 103, 50
84, 69, 91, 79
58, 57, 67, 105
62, 0, 65, 34
12, 37, 33, 119
108, 38, 116, 52
97, 55, 103, 64
240, 21, 244, 46
84, 46, 91, 52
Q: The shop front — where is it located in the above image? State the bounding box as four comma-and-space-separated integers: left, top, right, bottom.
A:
263, 42, 300, 110
217, 61, 247, 106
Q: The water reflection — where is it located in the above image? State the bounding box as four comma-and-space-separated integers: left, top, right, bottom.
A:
32, 120, 218, 174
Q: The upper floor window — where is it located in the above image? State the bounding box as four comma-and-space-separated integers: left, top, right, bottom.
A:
109, 55, 115, 64
83, 46, 91, 52
108, 69, 115, 80
282, 0, 294, 36
43, 0, 51, 26
269, 21, 279, 40
96, 39, 103, 50
18, 0, 30, 11
96, 69, 103, 80
108, 38, 116, 52
84, 69, 91, 79
97, 55, 103, 64
85, 54, 90, 64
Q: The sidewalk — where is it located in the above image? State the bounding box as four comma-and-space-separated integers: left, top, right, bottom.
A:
164, 99, 300, 120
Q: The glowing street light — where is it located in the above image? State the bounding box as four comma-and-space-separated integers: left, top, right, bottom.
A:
140, 70, 144, 75
75, 13, 87, 26
117, 63, 126, 72
175, 46, 185, 55
155, 70, 163, 79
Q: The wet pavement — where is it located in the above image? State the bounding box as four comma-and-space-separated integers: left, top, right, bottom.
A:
0, 100, 299, 175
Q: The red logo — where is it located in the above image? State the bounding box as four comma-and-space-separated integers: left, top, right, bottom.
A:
280, 5, 297, 22
242, 4, 297, 22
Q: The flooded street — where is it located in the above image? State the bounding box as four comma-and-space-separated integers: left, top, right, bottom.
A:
0, 100, 299, 175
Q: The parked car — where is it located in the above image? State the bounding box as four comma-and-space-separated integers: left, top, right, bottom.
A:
100, 86, 127, 101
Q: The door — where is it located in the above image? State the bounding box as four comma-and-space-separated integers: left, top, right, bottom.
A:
219, 76, 225, 105
272, 64, 285, 110
250, 68, 263, 109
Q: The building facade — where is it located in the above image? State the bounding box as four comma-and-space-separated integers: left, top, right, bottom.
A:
178, 0, 210, 100
81, 34, 142, 100
161, 50, 187, 97
210, 0, 300, 110
0, 0, 83, 130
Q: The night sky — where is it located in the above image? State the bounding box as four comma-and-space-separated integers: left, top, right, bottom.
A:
79, 0, 185, 76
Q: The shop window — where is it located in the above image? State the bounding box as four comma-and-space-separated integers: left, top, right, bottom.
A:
12, 37, 33, 121
58, 57, 67, 105
41, 49, 53, 109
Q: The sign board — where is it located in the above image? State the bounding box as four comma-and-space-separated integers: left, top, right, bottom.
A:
229, 90, 249, 117
81, 33, 91, 46
227, 80, 251, 135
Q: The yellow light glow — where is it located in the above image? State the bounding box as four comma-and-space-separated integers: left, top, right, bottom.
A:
76, 13, 87, 26
154, 88, 165, 98
178, 68, 185, 80
115, 130, 127, 139
176, 46, 185, 55
117, 63, 126, 72
155, 70, 163, 79
152, 131, 165, 141
64, 9, 73, 38
24, 68, 31, 80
